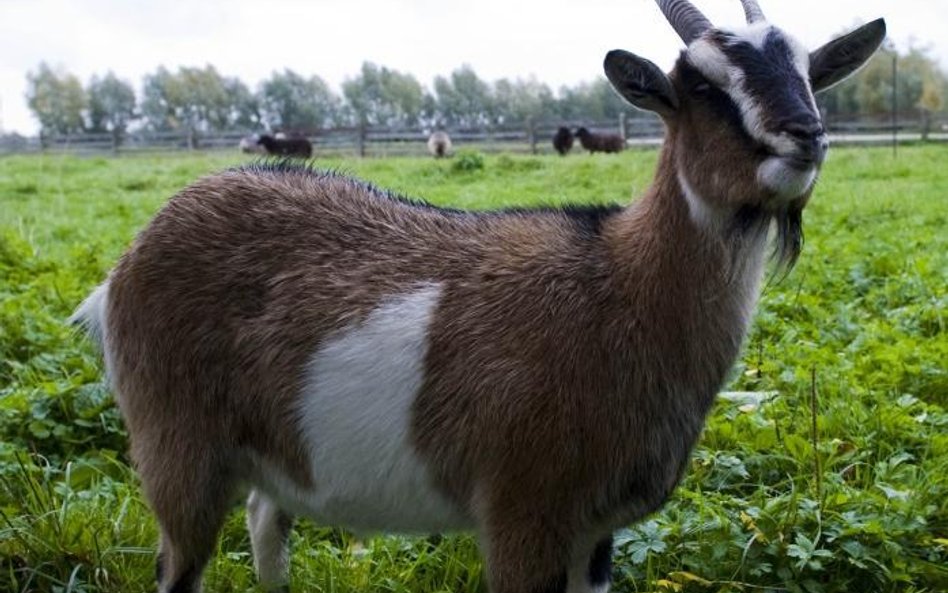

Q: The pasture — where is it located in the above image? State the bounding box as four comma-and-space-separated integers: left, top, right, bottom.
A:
0, 146, 946, 592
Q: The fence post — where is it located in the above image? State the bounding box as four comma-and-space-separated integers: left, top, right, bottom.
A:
619, 112, 627, 139
528, 117, 537, 154
358, 122, 367, 158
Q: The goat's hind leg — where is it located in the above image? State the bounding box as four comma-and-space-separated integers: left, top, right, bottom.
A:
247, 489, 294, 592
137, 441, 237, 593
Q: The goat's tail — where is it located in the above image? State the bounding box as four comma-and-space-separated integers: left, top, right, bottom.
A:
69, 281, 111, 351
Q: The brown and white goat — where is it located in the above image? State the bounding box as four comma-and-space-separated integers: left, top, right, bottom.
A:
72, 1, 885, 592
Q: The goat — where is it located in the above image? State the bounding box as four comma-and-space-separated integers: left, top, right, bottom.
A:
71, 2, 884, 592
552, 126, 574, 155
256, 133, 312, 158
575, 127, 625, 154
427, 130, 452, 158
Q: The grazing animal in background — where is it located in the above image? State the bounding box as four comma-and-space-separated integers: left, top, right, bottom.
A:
71, 1, 884, 592
239, 135, 267, 155
256, 134, 313, 158
427, 130, 452, 158
552, 126, 574, 155
575, 127, 626, 154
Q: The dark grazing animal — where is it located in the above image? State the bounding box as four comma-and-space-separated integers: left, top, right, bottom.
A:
552, 126, 574, 155
575, 127, 626, 154
71, 1, 884, 592
256, 134, 312, 158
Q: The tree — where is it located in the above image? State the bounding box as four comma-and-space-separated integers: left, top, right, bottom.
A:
433, 65, 493, 127
259, 70, 340, 132
342, 62, 426, 127
87, 72, 137, 143
901, 46, 945, 139
918, 76, 943, 139
141, 65, 255, 138
556, 78, 630, 122
224, 77, 261, 130
175, 65, 232, 132
493, 77, 556, 125
25, 62, 87, 138
141, 66, 177, 131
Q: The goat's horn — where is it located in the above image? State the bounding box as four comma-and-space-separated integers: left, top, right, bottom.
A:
739, 0, 766, 23
655, 0, 713, 45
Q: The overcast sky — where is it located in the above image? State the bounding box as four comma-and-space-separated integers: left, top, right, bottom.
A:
1, 0, 944, 135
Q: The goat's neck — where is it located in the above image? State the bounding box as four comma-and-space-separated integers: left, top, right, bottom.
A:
602, 144, 769, 398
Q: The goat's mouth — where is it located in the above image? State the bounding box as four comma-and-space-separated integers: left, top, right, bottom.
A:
781, 154, 820, 170
757, 155, 819, 200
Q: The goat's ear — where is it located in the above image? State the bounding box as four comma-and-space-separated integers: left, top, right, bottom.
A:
810, 19, 886, 93
604, 50, 678, 116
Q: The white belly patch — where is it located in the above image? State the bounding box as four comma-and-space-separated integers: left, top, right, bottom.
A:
262, 283, 470, 533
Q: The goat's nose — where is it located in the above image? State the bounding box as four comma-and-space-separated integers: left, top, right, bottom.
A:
782, 118, 824, 139
780, 117, 828, 164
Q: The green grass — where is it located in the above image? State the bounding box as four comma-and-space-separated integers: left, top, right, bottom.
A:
0, 147, 946, 592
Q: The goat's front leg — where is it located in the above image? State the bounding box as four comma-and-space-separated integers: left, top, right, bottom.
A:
479, 501, 574, 593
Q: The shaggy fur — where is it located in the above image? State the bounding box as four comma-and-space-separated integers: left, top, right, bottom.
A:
552, 127, 574, 155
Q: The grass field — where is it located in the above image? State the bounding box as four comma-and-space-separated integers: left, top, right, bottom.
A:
0, 146, 946, 592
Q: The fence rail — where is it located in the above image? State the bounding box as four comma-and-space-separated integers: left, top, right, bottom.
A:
2, 114, 945, 157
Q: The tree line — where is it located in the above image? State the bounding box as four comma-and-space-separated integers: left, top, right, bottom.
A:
25, 62, 632, 141
24, 41, 948, 141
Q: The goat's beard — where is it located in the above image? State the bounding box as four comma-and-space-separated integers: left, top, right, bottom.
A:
729, 203, 804, 279
773, 205, 803, 275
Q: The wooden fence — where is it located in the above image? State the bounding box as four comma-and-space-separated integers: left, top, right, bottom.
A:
1, 113, 945, 157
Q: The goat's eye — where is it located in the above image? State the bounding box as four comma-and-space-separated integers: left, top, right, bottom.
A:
693, 82, 711, 94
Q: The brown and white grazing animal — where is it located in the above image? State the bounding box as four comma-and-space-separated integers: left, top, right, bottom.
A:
427, 130, 452, 158
574, 127, 626, 154
552, 126, 574, 155
239, 134, 267, 155
71, 1, 884, 592
257, 133, 312, 158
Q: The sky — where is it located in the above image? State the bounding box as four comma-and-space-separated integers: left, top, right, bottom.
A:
1, 0, 944, 135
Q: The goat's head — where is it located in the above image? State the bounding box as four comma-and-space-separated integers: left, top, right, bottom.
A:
605, 0, 884, 257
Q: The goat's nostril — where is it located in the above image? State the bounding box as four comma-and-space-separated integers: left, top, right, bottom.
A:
783, 120, 824, 140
